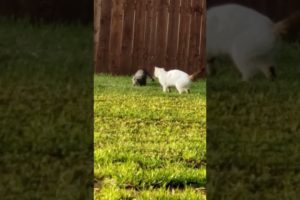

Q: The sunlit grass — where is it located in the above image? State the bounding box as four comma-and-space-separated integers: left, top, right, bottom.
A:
94, 75, 206, 199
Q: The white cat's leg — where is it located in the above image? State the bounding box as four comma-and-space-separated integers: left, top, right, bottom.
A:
175, 84, 184, 94
269, 66, 276, 81
259, 65, 276, 81
231, 43, 258, 81
163, 86, 168, 92
162, 85, 171, 93
232, 54, 256, 81
237, 63, 255, 81
206, 64, 213, 76
239, 67, 253, 81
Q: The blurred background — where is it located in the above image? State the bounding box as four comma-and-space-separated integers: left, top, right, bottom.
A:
207, 0, 300, 40
0, 1, 93, 199
208, 0, 300, 20
0, 0, 93, 24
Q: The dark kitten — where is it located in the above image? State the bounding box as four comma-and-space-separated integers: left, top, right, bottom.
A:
132, 69, 154, 86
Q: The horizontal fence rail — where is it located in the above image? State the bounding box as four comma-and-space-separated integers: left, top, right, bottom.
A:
94, 0, 206, 75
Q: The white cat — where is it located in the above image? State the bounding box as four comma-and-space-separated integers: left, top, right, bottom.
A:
154, 66, 200, 94
206, 4, 299, 81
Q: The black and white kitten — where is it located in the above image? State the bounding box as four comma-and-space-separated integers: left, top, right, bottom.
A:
132, 69, 154, 86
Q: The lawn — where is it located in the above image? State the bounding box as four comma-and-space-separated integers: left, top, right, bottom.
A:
0, 19, 93, 199
94, 75, 206, 199
207, 41, 300, 199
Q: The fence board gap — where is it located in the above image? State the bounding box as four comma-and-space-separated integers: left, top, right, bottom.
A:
95, 0, 112, 73
166, 0, 181, 69
120, 0, 136, 74
109, 0, 125, 74
156, 0, 170, 68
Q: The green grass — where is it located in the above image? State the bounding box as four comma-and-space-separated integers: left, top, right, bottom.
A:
0, 19, 93, 199
207, 42, 300, 200
94, 75, 206, 199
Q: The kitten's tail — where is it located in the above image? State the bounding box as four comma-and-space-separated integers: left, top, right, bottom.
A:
273, 11, 300, 36
189, 68, 205, 81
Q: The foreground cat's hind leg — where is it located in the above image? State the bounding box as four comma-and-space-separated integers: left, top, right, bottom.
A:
163, 86, 168, 92
269, 66, 276, 81
175, 85, 183, 94
234, 59, 253, 81
232, 56, 255, 81
180, 88, 190, 94
241, 72, 252, 81
260, 65, 276, 81
175, 84, 189, 94
163, 86, 171, 93
206, 58, 217, 76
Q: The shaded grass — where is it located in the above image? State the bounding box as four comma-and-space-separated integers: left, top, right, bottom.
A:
207, 42, 300, 200
0, 18, 93, 199
94, 75, 206, 199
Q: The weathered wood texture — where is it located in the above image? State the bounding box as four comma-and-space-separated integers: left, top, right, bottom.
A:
94, 0, 206, 75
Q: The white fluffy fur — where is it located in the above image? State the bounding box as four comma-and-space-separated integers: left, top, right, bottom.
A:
206, 4, 277, 80
154, 67, 191, 94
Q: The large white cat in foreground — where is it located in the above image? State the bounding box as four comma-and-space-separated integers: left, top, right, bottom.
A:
154, 67, 200, 94
207, 4, 299, 81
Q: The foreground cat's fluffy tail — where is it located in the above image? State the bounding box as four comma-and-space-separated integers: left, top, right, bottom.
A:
189, 68, 205, 81
273, 11, 300, 35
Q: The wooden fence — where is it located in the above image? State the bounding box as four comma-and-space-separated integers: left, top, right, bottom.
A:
94, 0, 206, 75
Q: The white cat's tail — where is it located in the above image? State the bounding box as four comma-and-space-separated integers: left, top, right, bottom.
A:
273, 11, 300, 35
189, 68, 205, 81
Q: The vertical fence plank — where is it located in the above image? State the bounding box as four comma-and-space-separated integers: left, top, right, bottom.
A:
132, 0, 141, 68
144, 0, 155, 70
177, 0, 192, 72
137, 0, 147, 68
96, 0, 112, 73
199, 0, 206, 70
166, 0, 181, 68
109, 0, 125, 75
120, 0, 136, 74
156, 0, 170, 68
275, 0, 285, 21
188, 0, 202, 71
94, 0, 101, 71
148, 0, 160, 69
184, 0, 193, 72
